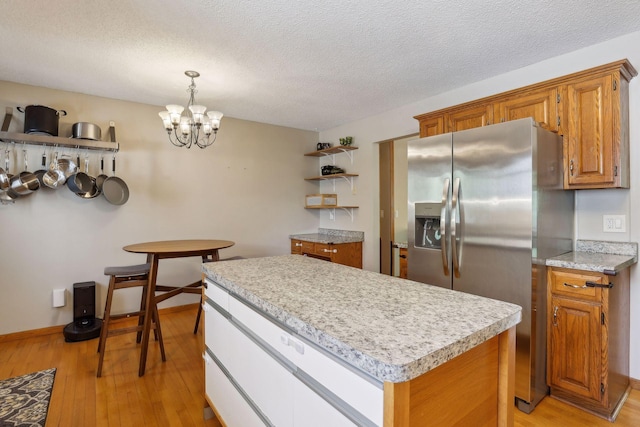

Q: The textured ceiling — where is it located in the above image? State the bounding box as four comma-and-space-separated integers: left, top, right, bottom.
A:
2, 0, 640, 131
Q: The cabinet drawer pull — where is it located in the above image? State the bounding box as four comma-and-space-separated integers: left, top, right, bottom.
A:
585, 281, 613, 289
295, 242, 302, 247
563, 282, 587, 289
563, 281, 614, 289
322, 248, 338, 253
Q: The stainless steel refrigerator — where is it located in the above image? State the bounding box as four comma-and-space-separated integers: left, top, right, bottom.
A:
407, 118, 574, 412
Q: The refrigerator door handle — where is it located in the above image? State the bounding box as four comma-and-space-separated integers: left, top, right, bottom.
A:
451, 177, 461, 278
440, 178, 450, 276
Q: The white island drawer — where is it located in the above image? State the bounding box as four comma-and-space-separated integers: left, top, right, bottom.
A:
204, 278, 229, 311
229, 296, 383, 426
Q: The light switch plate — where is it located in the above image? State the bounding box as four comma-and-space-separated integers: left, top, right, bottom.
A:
603, 215, 626, 233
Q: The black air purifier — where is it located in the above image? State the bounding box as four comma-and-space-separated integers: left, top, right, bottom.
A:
63, 281, 102, 342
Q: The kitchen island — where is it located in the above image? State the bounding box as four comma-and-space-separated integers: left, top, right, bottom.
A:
202, 255, 522, 426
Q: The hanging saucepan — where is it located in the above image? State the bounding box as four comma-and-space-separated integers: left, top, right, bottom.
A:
9, 149, 40, 197
102, 155, 129, 205
56, 153, 78, 182
95, 155, 108, 191
77, 155, 100, 199
72, 122, 102, 141
67, 152, 93, 196
17, 105, 67, 136
42, 151, 66, 189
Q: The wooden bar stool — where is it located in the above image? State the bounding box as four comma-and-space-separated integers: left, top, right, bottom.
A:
97, 263, 166, 377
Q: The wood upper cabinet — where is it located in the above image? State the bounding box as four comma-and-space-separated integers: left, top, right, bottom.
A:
447, 104, 493, 132
494, 87, 559, 132
419, 115, 445, 137
562, 62, 635, 189
546, 266, 630, 421
414, 60, 637, 190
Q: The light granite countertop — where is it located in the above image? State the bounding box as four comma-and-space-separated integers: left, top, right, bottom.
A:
289, 228, 364, 244
202, 255, 521, 383
546, 240, 638, 274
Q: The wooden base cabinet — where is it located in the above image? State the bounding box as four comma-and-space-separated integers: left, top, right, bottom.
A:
398, 248, 407, 279
546, 267, 631, 421
290, 239, 363, 268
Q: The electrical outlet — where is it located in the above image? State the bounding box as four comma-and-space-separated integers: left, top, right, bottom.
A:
329, 210, 335, 220
603, 215, 626, 233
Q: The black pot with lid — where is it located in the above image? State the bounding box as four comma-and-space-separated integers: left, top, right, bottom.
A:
17, 105, 67, 136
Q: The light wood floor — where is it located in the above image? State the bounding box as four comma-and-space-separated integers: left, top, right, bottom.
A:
0, 305, 222, 427
1, 305, 638, 426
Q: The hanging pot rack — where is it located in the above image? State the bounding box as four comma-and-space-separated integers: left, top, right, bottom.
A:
0, 107, 119, 152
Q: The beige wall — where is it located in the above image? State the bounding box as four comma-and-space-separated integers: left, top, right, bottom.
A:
319, 30, 640, 378
0, 81, 319, 335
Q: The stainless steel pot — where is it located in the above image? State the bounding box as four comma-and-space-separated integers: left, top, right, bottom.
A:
42, 152, 66, 189
75, 155, 100, 199
72, 122, 102, 141
56, 156, 78, 182
17, 105, 67, 136
9, 149, 40, 197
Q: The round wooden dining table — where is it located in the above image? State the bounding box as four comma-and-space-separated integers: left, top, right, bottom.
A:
123, 239, 235, 376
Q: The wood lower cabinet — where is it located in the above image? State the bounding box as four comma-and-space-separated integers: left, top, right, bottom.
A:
414, 60, 637, 190
399, 248, 407, 279
546, 267, 630, 421
290, 239, 362, 269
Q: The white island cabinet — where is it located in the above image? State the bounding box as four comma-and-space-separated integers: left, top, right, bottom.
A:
202, 255, 521, 427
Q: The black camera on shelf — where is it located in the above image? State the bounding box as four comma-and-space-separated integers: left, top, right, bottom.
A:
321, 165, 345, 175
316, 142, 332, 150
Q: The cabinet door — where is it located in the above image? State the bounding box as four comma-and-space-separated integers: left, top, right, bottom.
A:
548, 295, 603, 402
419, 115, 445, 137
330, 242, 363, 268
564, 74, 618, 188
447, 104, 493, 132
399, 248, 408, 279
495, 87, 558, 131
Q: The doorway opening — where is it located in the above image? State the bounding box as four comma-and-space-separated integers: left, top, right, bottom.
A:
378, 134, 416, 276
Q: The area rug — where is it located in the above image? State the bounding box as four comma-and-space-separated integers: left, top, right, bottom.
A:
0, 368, 56, 427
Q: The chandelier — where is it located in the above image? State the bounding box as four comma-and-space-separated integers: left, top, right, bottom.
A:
158, 71, 223, 149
